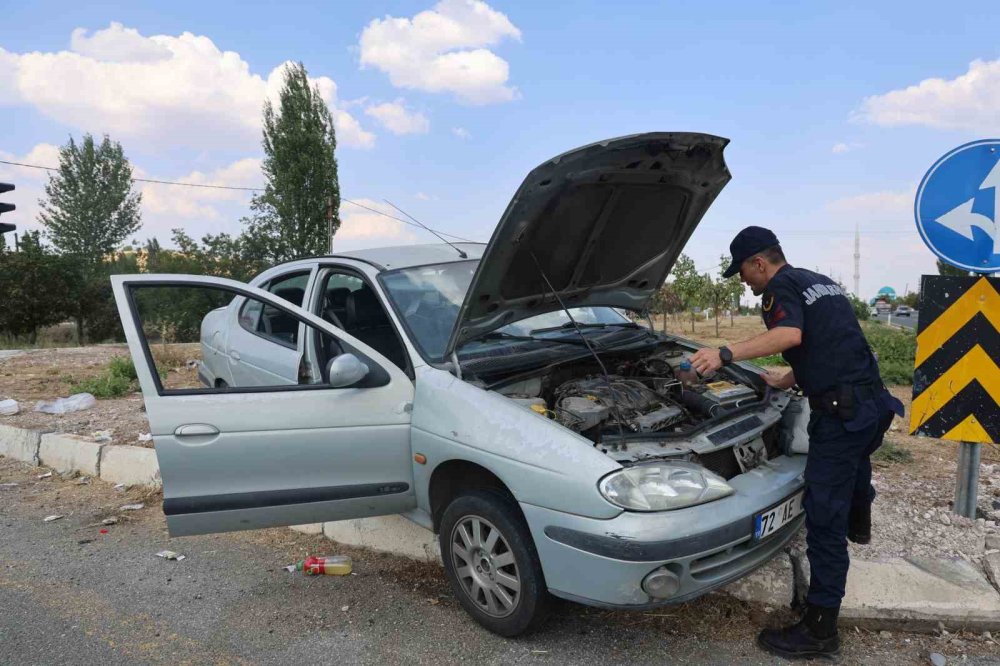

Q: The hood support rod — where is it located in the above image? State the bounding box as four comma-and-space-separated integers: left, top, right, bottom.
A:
528, 251, 627, 450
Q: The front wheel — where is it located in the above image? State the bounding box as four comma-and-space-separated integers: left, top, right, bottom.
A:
439, 490, 549, 636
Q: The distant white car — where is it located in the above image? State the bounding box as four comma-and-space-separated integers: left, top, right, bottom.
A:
869, 306, 878, 317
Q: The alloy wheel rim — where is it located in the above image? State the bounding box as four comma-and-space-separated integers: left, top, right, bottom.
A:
449, 515, 521, 618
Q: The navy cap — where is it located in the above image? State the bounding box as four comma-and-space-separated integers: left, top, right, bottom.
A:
722, 226, 780, 278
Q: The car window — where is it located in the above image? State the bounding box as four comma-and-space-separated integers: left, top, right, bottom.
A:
239, 271, 310, 347
380, 259, 631, 361
129, 283, 389, 394
319, 268, 410, 373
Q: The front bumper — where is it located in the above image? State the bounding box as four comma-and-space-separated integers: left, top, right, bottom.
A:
520, 453, 806, 609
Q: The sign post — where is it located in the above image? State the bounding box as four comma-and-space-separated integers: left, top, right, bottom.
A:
913, 139, 1000, 519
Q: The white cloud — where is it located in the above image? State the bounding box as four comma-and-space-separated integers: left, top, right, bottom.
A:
853, 58, 1000, 133
364, 100, 430, 135
0, 23, 375, 151
415, 192, 431, 200
831, 142, 863, 154
333, 198, 418, 251
452, 126, 471, 139
358, 0, 521, 105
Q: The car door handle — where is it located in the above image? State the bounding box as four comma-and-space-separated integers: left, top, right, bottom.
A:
229, 350, 241, 361
174, 424, 220, 437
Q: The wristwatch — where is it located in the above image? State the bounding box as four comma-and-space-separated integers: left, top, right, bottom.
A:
719, 346, 733, 365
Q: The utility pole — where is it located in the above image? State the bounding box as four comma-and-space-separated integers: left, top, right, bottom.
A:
325, 196, 335, 254
854, 223, 861, 297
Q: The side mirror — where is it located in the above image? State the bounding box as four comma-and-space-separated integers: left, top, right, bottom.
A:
326, 353, 369, 388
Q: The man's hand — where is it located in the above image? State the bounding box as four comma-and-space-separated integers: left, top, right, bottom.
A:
690, 347, 722, 376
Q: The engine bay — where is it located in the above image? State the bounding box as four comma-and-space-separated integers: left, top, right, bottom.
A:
485, 341, 797, 478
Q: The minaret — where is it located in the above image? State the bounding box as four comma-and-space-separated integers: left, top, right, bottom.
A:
853, 223, 861, 297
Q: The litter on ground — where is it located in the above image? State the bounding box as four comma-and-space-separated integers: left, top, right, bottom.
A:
156, 550, 186, 561
120, 503, 145, 511
43, 515, 64, 522
33, 393, 97, 414
37, 472, 52, 479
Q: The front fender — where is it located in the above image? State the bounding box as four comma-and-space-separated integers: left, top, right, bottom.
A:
411, 366, 622, 519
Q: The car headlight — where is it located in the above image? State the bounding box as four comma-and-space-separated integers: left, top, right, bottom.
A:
598, 461, 734, 511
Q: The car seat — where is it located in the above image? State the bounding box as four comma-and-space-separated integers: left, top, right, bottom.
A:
344, 287, 408, 371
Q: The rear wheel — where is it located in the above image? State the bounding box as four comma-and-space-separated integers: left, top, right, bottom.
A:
439, 490, 549, 636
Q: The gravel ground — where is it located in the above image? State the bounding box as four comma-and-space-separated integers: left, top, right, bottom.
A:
2, 456, 999, 665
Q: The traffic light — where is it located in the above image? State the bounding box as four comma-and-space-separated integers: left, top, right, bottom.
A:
0, 182, 15, 235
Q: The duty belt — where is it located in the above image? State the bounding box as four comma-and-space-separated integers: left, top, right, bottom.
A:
808, 383, 879, 417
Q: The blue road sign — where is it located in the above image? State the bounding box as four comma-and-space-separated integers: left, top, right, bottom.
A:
915, 139, 1000, 273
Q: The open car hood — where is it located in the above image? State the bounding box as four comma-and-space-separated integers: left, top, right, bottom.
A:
446, 132, 731, 356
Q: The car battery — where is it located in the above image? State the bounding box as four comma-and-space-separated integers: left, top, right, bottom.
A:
700, 381, 757, 408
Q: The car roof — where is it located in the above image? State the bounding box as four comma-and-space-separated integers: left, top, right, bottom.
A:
270, 242, 487, 273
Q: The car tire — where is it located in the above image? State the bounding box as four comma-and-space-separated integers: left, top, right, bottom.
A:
439, 489, 549, 637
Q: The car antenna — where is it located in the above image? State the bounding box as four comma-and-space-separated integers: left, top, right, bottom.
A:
383, 199, 468, 258
528, 251, 628, 450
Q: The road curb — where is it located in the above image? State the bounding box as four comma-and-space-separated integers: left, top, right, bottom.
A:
0, 424, 41, 465
99, 445, 161, 487
39, 433, 103, 477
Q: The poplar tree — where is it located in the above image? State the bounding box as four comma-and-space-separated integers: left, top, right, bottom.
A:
244, 62, 340, 262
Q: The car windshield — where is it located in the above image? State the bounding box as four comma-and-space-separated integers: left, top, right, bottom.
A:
380, 260, 632, 361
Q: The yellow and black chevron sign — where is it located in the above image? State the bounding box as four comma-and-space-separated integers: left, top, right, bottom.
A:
910, 276, 1000, 443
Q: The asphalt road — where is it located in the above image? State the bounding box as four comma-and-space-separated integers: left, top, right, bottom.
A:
2, 457, 997, 665
873, 312, 919, 330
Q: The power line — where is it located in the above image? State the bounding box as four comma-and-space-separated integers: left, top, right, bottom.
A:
0, 158, 481, 243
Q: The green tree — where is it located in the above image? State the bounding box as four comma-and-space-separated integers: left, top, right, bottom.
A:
0, 231, 76, 343
718, 254, 744, 327
670, 254, 709, 334
648, 282, 683, 332
937, 259, 970, 277
38, 134, 142, 342
243, 62, 340, 262
848, 294, 871, 321
39, 134, 141, 265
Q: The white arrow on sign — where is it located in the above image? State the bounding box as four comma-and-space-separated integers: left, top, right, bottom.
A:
935, 158, 1000, 258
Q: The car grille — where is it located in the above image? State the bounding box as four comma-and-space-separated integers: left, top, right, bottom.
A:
696, 446, 741, 480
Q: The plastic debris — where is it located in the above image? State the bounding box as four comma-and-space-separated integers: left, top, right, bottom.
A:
340, 605, 349, 612
113, 483, 127, 491
290, 555, 352, 575
137, 433, 152, 443
0, 482, 18, 489
75, 476, 90, 485
186, 360, 199, 369
101, 517, 118, 525
99, 528, 109, 534
0, 398, 19, 415
43, 515, 64, 522
37, 472, 53, 479
156, 550, 186, 561
34, 393, 96, 414
91, 431, 112, 443
120, 503, 145, 511
929, 653, 947, 666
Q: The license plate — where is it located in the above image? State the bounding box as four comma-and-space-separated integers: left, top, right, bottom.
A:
754, 491, 804, 540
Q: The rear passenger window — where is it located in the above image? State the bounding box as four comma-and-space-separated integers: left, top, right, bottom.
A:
239, 271, 311, 347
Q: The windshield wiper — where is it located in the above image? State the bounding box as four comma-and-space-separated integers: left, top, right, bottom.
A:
529, 321, 640, 335
476, 331, 590, 346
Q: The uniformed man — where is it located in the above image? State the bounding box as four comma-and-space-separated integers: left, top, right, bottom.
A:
690, 226, 903, 660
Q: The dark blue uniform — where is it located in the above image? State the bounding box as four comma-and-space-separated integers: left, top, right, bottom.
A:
762, 265, 903, 608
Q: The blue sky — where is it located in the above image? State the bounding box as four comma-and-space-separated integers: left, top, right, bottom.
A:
2, 0, 999, 301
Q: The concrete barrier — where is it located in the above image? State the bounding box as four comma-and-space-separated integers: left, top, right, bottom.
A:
99, 446, 160, 488
323, 515, 441, 562
0, 424, 41, 465
39, 433, 103, 476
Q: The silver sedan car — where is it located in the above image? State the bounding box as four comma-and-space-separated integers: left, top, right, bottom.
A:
113, 133, 808, 637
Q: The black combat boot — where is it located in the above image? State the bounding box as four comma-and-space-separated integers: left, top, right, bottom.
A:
757, 603, 841, 660
848, 504, 871, 544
